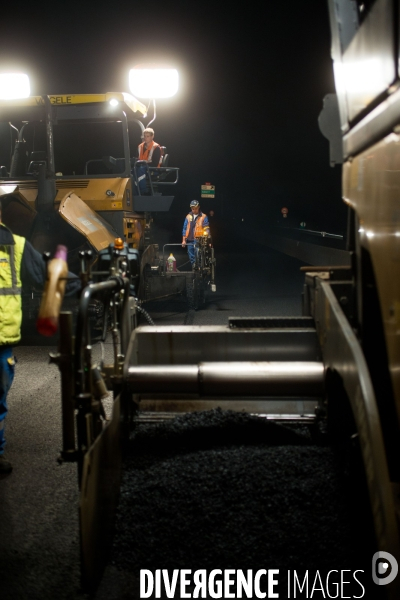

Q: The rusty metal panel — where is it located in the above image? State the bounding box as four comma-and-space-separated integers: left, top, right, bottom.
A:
124, 326, 321, 370
133, 195, 174, 211
312, 279, 400, 599
343, 132, 400, 415
59, 191, 117, 252
79, 396, 122, 592
143, 271, 187, 302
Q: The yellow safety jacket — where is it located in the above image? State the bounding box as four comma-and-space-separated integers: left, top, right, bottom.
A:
184, 213, 210, 240
0, 228, 25, 345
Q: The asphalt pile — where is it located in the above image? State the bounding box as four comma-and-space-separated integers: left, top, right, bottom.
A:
109, 408, 376, 598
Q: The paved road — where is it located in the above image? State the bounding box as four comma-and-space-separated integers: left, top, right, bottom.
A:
0, 239, 306, 600
144, 239, 306, 326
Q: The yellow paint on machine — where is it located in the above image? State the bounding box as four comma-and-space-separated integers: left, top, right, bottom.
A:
343, 133, 400, 429
0, 92, 147, 116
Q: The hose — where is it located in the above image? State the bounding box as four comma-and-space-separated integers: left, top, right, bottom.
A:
136, 304, 155, 326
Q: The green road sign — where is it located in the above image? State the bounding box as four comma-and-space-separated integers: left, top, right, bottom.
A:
201, 184, 215, 198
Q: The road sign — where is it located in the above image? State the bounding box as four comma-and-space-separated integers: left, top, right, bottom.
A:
201, 183, 215, 198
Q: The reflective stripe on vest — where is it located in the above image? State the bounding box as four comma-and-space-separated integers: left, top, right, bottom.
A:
138, 141, 161, 167
0, 234, 25, 345
185, 213, 208, 239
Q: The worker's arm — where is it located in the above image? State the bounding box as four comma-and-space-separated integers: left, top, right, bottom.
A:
182, 218, 188, 246
20, 241, 81, 296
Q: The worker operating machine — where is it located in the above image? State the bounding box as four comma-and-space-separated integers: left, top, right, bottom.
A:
0, 89, 214, 313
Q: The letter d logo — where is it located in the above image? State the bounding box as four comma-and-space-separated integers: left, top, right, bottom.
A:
372, 551, 398, 585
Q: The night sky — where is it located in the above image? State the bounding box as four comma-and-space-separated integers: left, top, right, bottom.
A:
0, 0, 346, 234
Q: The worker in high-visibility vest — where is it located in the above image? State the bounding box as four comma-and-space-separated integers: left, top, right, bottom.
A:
182, 200, 210, 267
138, 128, 162, 167
135, 128, 162, 194
0, 200, 80, 474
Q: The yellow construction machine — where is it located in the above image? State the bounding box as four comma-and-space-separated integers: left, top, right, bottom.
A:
0, 92, 179, 308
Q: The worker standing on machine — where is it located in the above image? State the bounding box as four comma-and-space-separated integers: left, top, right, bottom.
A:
135, 128, 162, 194
182, 200, 210, 267
0, 200, 80, 474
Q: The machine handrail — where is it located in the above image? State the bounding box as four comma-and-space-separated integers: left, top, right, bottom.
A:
74, 276, 131, 395
148, 166, 179, 185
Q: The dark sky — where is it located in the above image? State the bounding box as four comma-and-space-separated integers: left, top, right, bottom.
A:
0, 0, 346, 233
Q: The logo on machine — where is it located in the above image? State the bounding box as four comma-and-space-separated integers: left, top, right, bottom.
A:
372, 551, 398, 586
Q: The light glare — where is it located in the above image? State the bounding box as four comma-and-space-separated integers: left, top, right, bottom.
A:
0, 73, 30, 99
109, 98, 119, 106
129, 68, 179, 98
342, 58, 390, 96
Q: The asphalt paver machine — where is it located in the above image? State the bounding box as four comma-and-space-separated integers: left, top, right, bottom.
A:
38, 2, 400, 596
0, 92, 218, 314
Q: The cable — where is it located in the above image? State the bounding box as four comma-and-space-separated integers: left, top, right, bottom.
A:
178, 260, 191, 270
136, 304, 155, 326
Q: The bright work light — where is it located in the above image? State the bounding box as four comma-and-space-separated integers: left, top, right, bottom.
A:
129, 66, 179, 98
0, 73, 30, 99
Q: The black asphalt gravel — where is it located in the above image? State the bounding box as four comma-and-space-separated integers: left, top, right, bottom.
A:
98, 409, 378, 599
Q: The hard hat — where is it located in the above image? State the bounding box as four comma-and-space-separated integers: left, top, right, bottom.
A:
190, 200, 199, 207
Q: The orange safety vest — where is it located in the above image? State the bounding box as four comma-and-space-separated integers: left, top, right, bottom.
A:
138, 141, 162, 167
185, 213, 209, 239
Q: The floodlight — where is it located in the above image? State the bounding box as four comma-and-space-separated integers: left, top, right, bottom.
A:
109, 98, 119, 106
0, 185, 17, 194
129, 67, 179, 98
0, 73, 30, 99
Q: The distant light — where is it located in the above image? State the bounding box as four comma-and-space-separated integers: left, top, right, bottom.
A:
129, 67, 179, 98
366, 231, 375, 239
358, 227, 365, 233
109, 98, 119, 107
0, 73, 30, 99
